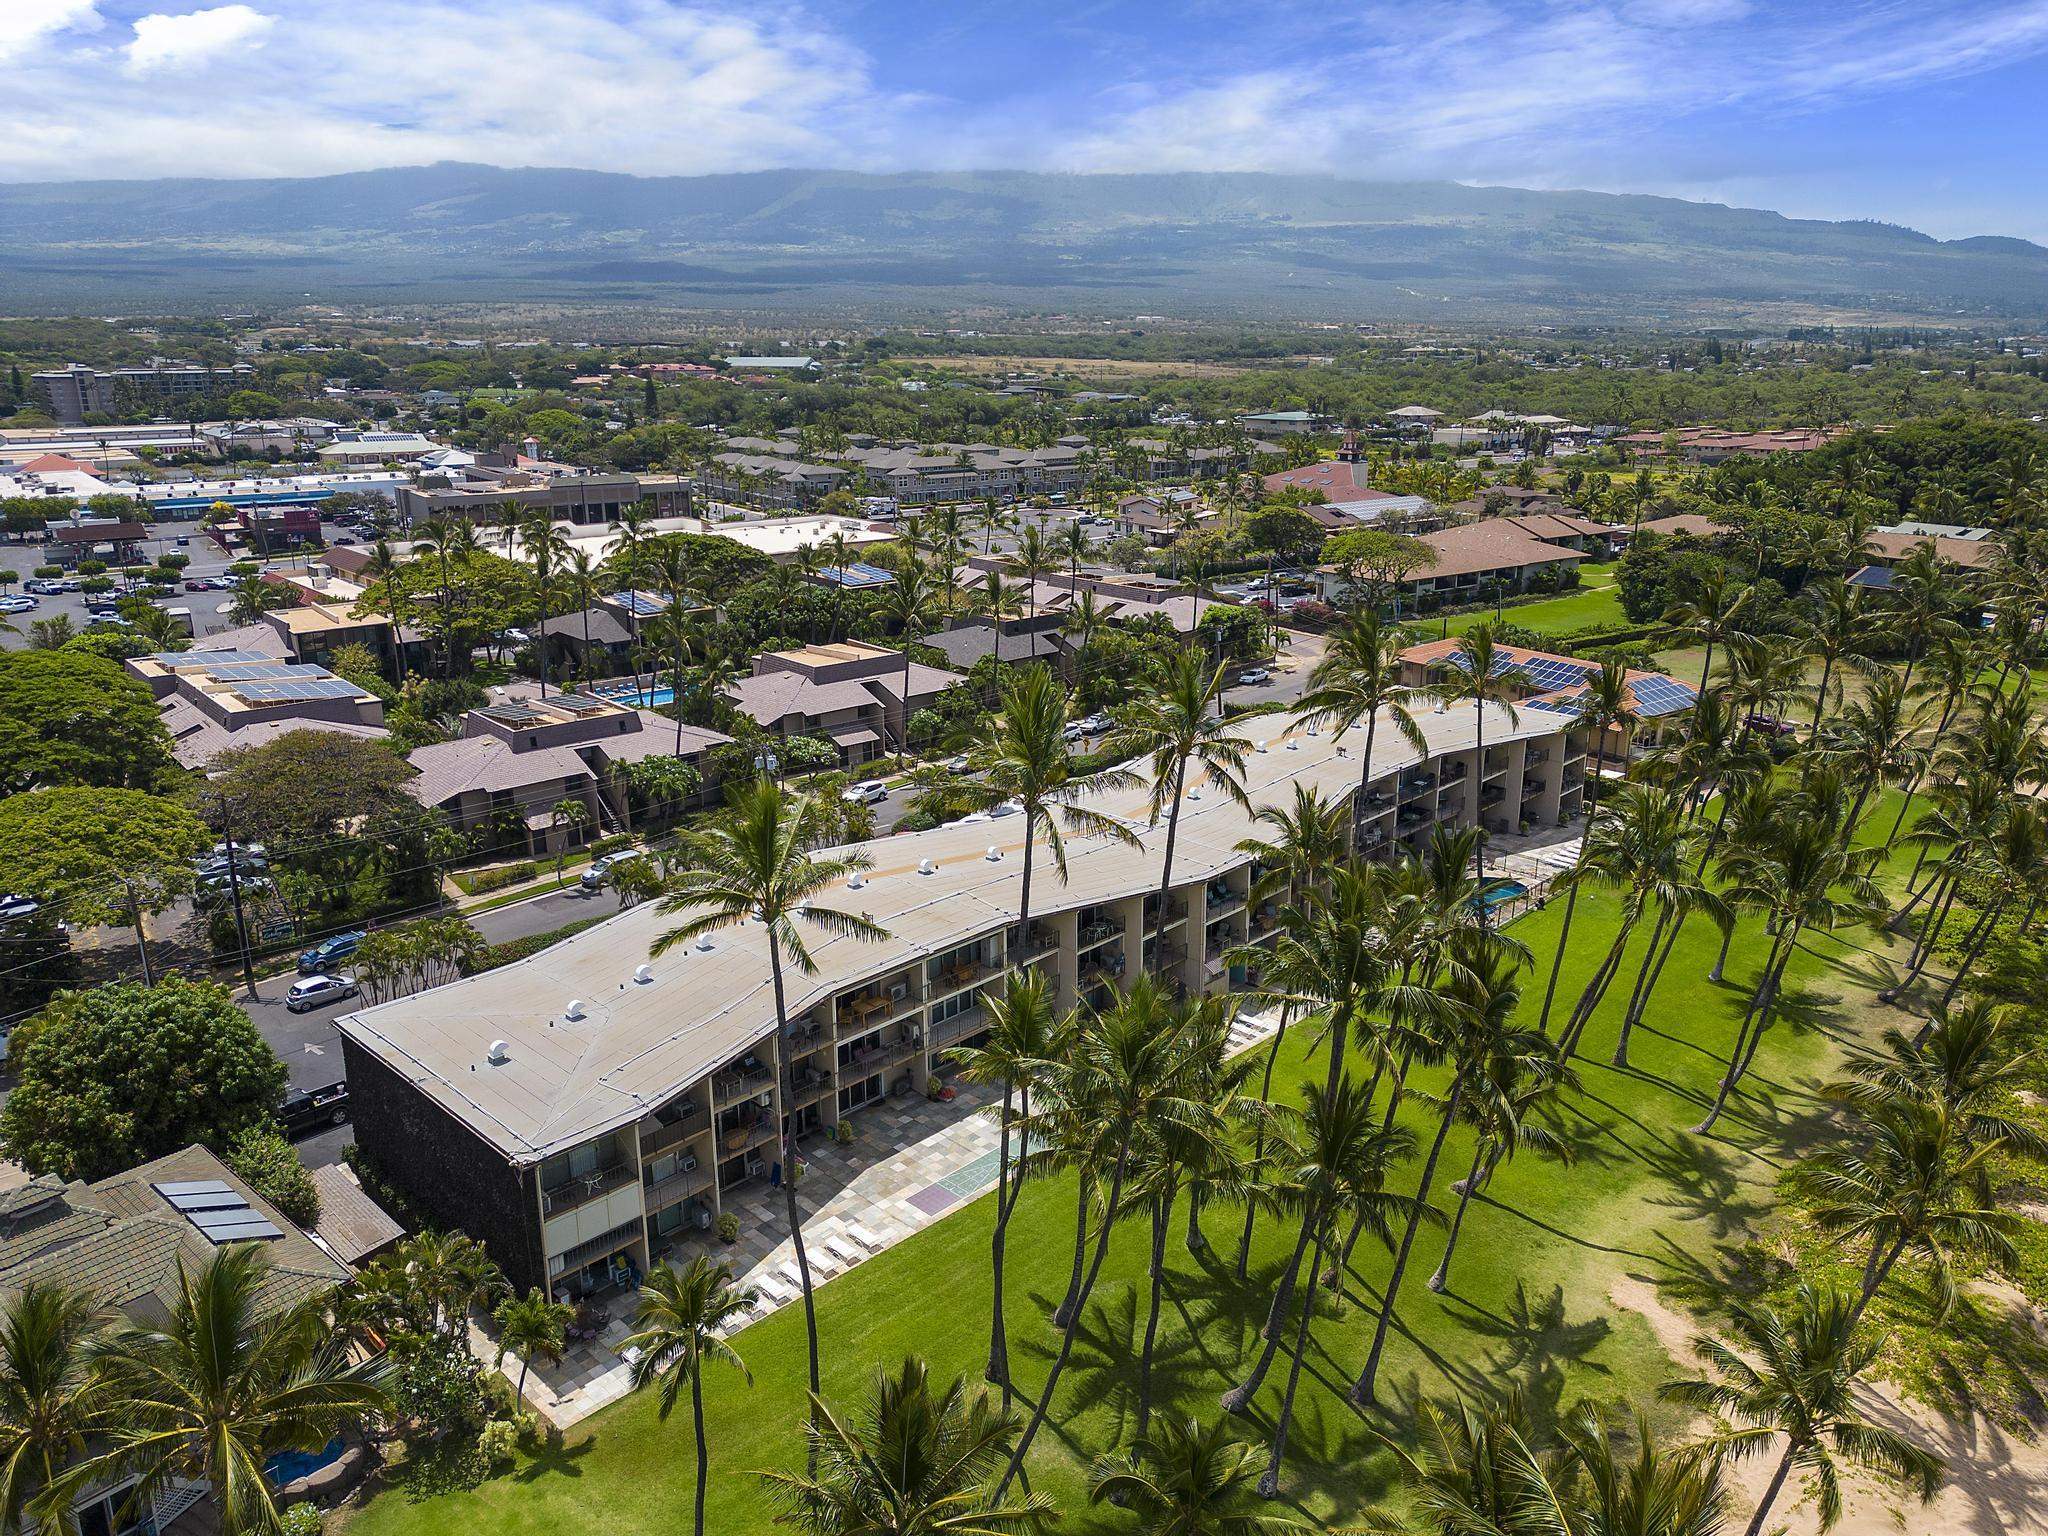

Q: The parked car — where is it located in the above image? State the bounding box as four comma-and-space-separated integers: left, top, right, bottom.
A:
580, 848, 646, 891
297, 930, 366, 974
23, 579, 59, 595
84, 613, 131, 629
840, 779, 888, 805
285, 974, 359, 1013
276, 1081, 351, 1137
1235, 667, 1272, 686
0, 894, 42, 923
0, 596, 36, 614
946, 755, 972, 775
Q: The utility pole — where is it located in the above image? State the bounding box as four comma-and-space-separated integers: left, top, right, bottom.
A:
207, 775, 258, 1000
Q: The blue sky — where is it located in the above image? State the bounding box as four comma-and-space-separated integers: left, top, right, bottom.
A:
7, 0, 2048, 242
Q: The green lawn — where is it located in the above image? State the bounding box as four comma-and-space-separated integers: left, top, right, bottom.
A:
1437, 564, 1628, 639
341, 830, 1910, 1535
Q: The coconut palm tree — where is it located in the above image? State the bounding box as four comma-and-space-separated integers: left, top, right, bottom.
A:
1696, 819, 1885, 1135
1555, 1402, 1729, 1536
1664, 568, 1750, 695
1355, 929, 1546, 1408
357, 538, 410, 681
1244, 1076, 1421, 1493
1059, 588, 1111, 690
1660, 1285, 1942, 1536
560, 548, 603, 687
1430, 623, 1528, 888
1228, 784, 1353, 1277
517, 511, 570, 697
1105, 648, 1255, 964
1799, 577, 1875, 729
1535, 656, 1637, 1033
623, 1257, 755, 1536
875, 558, 944, 766
948, 973, 1061, 1405
651, 781, 889, 1425
70, 1247, 388, 1536
1828, 998, 2048, 1162
1364, 1391, 1572, 1536
964, 664, 1140, 949
1298, 608, 1428, 851
766, 1356, 1053, 1536
1554, 783, 1690, 1061
1886, 542, 1966, 694
605, 500, 657, 696
999, 979, 1200, 1496
1802, 1099, 2019, 1325
0, 1283, 112, 1536
1816, 669, 1925, 843
492, 1287, 573, 1404
1091, 1414, 1307, 1533
645, 539, 699, 754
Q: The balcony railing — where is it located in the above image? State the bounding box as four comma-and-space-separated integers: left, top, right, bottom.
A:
785, 1066, 834, 1109
541, 1159, 637, 1217
928, 1009, 988, 1050
642, 1164, 713, 1212
712, 1062, 774, 1107
717, 1113, 778, 1159
928, 959, 995, 999
1011, 924, 1058, 961
638, 1110, 709, 1160
1078, 918, 1123, 950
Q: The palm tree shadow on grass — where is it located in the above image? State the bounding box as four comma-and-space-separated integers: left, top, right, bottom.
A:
1464, 1184, 1662, 1264
512, 1432, 596, 1483
1637, 1129, 1774, 1238
1644, 1228, 1790, 1317
1451, 1282, 1612, 1419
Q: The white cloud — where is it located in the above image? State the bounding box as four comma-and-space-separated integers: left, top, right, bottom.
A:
126, 5, 274, 73
0, 0, 100, 64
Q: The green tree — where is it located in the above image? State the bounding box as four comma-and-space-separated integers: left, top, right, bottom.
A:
0, 1283, 114, 1535
651, 781, 887, 1440
1661, 1286, 1942, 1536
1, 979, 287, 1181
493, 1288, 576, 1404
70, 1247, 388, 1536
764, 1356, 1053, 1536
1090, 1413, 1305, 1534
224, 1125, 321, 1227
622, 1258, 755, 1536
1429, 622, 1527, 890
1299, 608, 1428, 850
0, 786, 209, 986
0, 649, 172, 792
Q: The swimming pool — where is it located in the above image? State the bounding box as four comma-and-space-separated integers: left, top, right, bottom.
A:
598, 684, 673, 708
1475, 879, 1530, 913
265, 1435, 344, 1486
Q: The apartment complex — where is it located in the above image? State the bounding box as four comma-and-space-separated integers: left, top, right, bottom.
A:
127, 646, 390, 769
395, 458, 692, 527
337, 702, 1589, 1298
30, 360, 256, 425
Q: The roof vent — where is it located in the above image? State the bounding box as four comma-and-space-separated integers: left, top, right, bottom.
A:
848, 872, 867, 889
487, 1039, 510, 1064
1336, 745, 1349, 758
1285, 740, 1300, 751
1254, 740, 1268, 753
918, 858, 937, 876
634, 964, 654, 984
985, 845, 1002, 861
1306, 725, 1320, 737
564, 999, 586, 1021
695, 936, 715, 953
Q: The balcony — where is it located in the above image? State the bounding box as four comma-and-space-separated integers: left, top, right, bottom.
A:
717, 1111, 779, 1159
785, 1016, 830, 1054
638, 1107, 709, 1160
1010, 923, 1058, 962
927, 959, 995, 1002
836, 988, 907, 1031
1523, 776, 1546, 797
712, 1060, 774, 1108
541, 1160, 637, 1218
1078, 918, 1124, 951
1525, 748, 1550, 766
928, 1008, 988, 1050
1396, 806, 1429, 827
1436, 800, 1462, 820
643, 1163, 713, 1212
785, 1064, 834, 1111
843, 1029, 921, 1074
1481, 785, 1506, 807
1442, 761, 1469, 782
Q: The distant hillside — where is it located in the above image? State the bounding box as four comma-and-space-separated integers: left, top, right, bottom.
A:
0, 164, 2042, 323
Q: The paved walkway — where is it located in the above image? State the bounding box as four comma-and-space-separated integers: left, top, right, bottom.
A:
503, 1005, 1285, 1426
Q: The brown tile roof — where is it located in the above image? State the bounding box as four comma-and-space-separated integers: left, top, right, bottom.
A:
1406, 523, 1586, 581
308, 1166, 404, 1265
407, 737, 593, 807
1863, 530, 1998, 570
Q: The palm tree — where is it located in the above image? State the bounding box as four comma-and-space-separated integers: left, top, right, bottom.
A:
646, 539, 699, 754
765, 1356, 1053, 1535
1365, 1392, 1572, 1536
651, 781, 889, 1426
876, 559, 943, 767
1661, 1286, 1942, 1536
1106, 648, 1255, 965
1298, 608, 1427, 852
1228, 784, 1353, 1278
518, 511, 570, 697
947, 972, 1061, 1405
0, 1283, 112, 1536
1556, 1402, 1729, 1536
972, 496, 1011, 556
1554, 783, 1690, 1060
1696, 820, 1884, 1135
623, 1257, 755, 1536
1535, 656, 1636, 1033
1800, 577, 1874, 728
1056, 521, 1089, 593
606, 500, 657, 696
1803, 1099, 2019, 1325
999, 979, 1200, 1496
1245, 1076, 1420, 1493
561, 548, 602, 687
1431, 623, 1527, 888
492, 1287, 574, 1403
1817, 669, 1925, 842
1886, 543, 1965, 694
1828, 998, 2048, 1162
71, 1247, 388, 1536
1355, 929, 1545, 1408
1090, 1414, 1307, 1533
1664, 568, 1750, 695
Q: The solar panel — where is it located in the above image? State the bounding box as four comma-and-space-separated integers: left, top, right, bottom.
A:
232, 678, 365, 702
203, 662, 324, 681
190, 1213, 284, 1242
157, 649, 271, 666
1630, 676, 1698, 717
610, 589, 670, 617
154, 1180, 232, 1198
165, 1189, 247, 1212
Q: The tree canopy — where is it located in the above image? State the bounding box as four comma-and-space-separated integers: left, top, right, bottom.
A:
0, 786, 209, 928
0, 979, 288, 1181
0, 649, 173, 792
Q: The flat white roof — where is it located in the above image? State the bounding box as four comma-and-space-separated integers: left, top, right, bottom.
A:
337, 701, 1571, 1165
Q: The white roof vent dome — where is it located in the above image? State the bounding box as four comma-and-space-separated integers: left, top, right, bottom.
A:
486, 1040, 510, 1064
564, 999, 586, 1021
634, 964, 654, 984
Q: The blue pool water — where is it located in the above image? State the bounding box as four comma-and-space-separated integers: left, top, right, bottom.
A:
599, 685, 673, 708
266, 1436, 344, 1486
1476, 880, 1530, 912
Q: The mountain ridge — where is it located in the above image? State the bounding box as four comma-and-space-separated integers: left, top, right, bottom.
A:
1, 163, 2042, 323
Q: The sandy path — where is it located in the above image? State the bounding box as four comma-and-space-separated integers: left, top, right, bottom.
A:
1609, 1275, 2048, 1536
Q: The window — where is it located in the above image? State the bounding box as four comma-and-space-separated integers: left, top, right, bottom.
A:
932, 989, 977, 1025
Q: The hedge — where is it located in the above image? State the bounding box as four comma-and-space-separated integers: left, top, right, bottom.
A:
464, 916, 607, 975
461, 861, 537, 895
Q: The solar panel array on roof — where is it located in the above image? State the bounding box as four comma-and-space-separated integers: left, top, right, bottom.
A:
478, 703, 544, 726
1445, 649, 1591, 692
1630, 676, 1698, 717
152, 1180, 284, 1243
156, 648, 272, 666
231, 678, 365, 703
203, 662, 326, 682
611, 590, 670, 617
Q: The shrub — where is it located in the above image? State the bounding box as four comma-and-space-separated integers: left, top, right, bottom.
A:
717, 1211, 740, 1243
279, 1504, 324, 1536
224, 1125, 321, 1227
463, 861, 537, 895
465, 917, 606, 975
588, 833, 632, 858
478, 1419, 519, 1467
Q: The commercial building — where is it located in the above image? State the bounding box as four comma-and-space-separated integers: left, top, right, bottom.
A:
337, 701, 1590, 1297
30, 360, 255, 425
135, 469, 409, 517
395, 461, 691, 528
